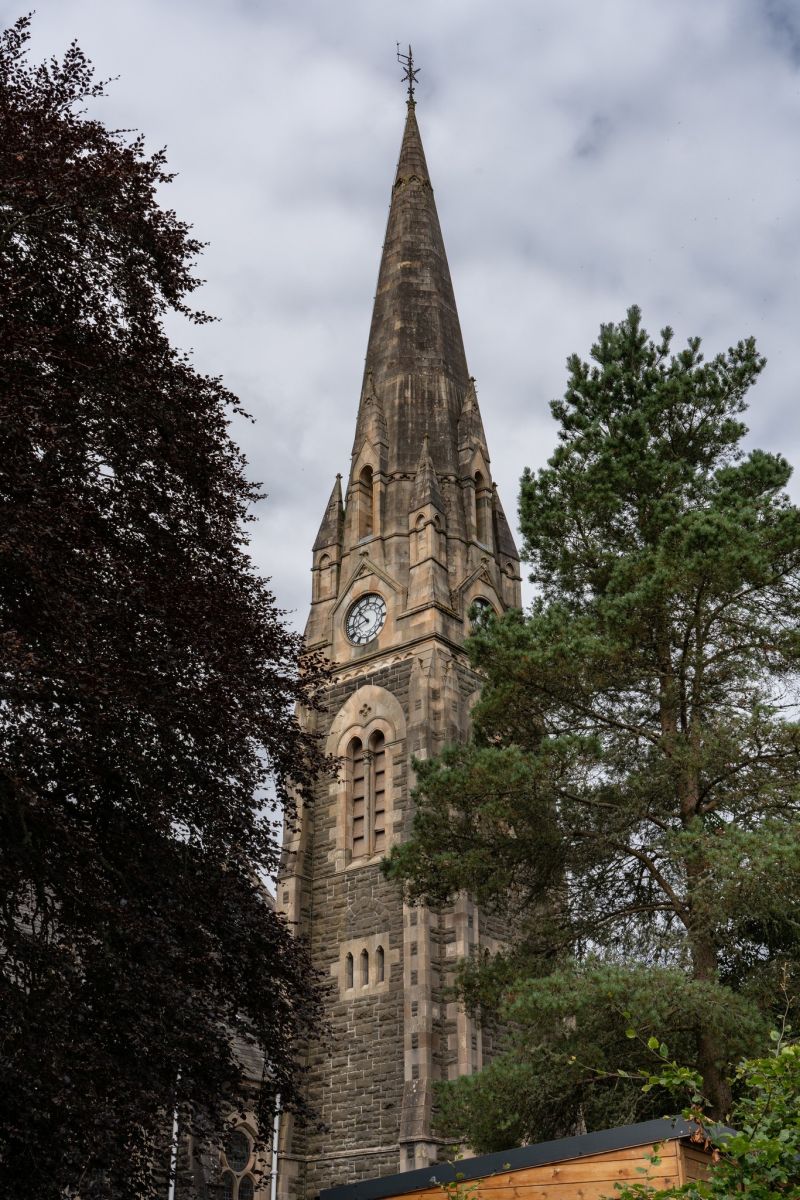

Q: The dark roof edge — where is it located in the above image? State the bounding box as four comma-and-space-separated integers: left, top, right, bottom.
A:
320, 1118, 729, 1200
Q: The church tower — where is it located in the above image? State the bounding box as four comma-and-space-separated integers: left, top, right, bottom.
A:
277, 85, 521, 1200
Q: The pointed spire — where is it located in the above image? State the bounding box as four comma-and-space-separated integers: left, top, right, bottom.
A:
313, 474, 344, 552
411, 433, 445, 513
394, 99, 430, 184
361, 102, 470, 476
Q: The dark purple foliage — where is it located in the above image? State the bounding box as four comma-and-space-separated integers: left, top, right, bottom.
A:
0, 17, 326, 1198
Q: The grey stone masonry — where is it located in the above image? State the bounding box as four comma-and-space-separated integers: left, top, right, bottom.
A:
276, 97, 521, 1200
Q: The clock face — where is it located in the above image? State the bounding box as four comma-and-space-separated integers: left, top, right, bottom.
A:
346, 593, 387, 645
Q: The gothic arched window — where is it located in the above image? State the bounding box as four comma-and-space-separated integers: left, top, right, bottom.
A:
345, 952, 354, 989
358, 465, 374, 539
360, 948, 369, 987
220, 1127, 257, 1200
376, 945, 385, 983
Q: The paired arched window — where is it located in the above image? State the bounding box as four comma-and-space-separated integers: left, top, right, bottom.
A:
348, 730, 387, 859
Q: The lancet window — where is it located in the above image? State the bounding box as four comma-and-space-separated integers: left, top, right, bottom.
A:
475, 471, 491, 546
414, 513, 426, 562
350, 737, 367, 856
315, 552, 335, 600
371, 730, 386, 852
358, 465, 374, 539
338, 939, 390, 995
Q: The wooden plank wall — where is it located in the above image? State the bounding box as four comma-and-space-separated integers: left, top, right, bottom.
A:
380, 1141, 711, 1200
679, 1144, 713, 1185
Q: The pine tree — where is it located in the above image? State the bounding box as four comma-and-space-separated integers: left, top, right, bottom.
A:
386, 306, 800, 1147
0, 18, 325, 1198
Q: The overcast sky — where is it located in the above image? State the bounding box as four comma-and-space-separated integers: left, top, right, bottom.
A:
13, 0, 800, 627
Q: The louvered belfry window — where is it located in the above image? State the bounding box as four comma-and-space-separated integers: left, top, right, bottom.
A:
370, 730, 386, 853
349, 730, 388, 858
350, 737, 366, 857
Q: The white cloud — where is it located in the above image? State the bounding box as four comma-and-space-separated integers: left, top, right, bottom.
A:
17, 0, 800, 621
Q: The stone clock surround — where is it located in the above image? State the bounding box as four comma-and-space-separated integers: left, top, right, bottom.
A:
344, 592, 387, 645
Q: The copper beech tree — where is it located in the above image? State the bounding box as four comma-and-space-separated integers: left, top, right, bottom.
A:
0, 18, 325, 1199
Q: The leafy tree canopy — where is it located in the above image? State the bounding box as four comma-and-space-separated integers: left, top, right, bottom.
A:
612, 1029, 800, 1200
386, 306, 800, 1145
0, 17, 325, 1199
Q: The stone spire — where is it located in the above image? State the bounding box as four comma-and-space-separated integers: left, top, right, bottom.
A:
312, 473, 344, 551
361, 102, 471, 476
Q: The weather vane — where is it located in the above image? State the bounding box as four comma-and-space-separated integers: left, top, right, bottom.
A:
396, 43, 420, 102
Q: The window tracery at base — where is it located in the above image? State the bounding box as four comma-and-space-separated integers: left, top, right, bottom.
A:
219, 1126, 260, 1200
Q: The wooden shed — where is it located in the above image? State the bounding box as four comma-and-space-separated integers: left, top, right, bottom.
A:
320, 1118, 718, 1200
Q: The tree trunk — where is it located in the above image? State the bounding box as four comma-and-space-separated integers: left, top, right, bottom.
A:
690, 931, 733, 1118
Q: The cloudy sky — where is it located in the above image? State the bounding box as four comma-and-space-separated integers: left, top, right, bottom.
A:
14, 0, 800, 627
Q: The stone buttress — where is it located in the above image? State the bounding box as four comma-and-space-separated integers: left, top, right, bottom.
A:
276, 98, 521, 1200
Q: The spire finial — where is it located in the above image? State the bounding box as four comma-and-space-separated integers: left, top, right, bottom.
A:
396, 43, 420, 103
